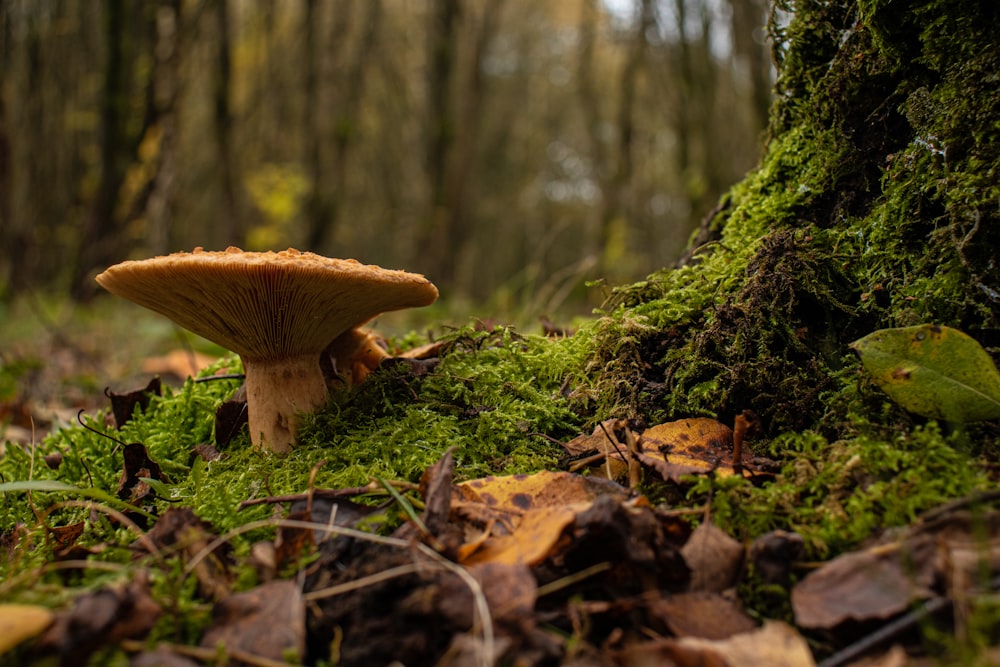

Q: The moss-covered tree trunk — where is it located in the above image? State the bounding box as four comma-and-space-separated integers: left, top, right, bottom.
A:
589, 0, 1000, 442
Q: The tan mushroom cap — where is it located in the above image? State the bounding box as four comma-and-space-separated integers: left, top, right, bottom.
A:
95, 247, 439, 361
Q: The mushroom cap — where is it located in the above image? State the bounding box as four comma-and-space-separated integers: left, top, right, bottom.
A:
95, 247, 438, 361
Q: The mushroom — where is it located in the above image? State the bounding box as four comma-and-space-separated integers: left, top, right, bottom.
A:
323, 327, 392, 386
96, 247, 438, 453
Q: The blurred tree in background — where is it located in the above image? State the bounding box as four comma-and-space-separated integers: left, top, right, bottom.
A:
0, 0, 772, 311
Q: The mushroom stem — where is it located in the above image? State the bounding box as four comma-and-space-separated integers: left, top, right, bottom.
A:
242, 354, 328, 454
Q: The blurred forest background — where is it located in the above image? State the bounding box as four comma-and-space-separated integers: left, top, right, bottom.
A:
0, 0, 774, 316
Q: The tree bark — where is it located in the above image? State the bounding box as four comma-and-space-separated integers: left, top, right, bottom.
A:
70, 0, 131, 301
0, 6, 13, 299
595, 0, 654, 274
304, 0, 384, 254
728, 0, 772, 136
145, 0, 182, 257
593, 0, 1000, 437
212, 0, 240, 249
417, 0, 461, 284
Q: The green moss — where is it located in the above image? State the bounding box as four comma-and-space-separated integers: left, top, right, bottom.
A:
300, 326, 588, 484
689, 422, 990, 559
1, 326, 588, 543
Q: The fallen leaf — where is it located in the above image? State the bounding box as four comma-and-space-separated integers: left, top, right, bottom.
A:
33, 574, 161, 664
461, 503, 584, 566
458, 470, 628, 512
200, 580, 305, 662
456, 471, 634, 566
466, 561, 537, 629
562, 419, 627, 457
850, 324, 1000, 422
0, 604, 54, 655
117, 442, 168, 508
649, 592, 757, 640
844, 645, 909, 667
680, 520, 745, 593
48, 522, 85, 555
140, 350, 217, 381
304, 543, 476, 666
620, 621, 814, 667
748, 530, 806, 587
274, 507, 316, 570
213, 399, 248, 448
418, 447, 456, 536
106, 377, 161, 429
639, 418, 742, 480
791, 536, 938, 629
675, 620, 816, 667
558, 494, 690, 593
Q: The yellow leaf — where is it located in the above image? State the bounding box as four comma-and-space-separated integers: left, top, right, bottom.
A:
461, 503, 587, 566
0, 604, 54, 655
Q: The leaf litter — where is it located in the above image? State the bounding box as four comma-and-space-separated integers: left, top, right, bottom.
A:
7, 428, 999, 666
3, 327, 1000, 665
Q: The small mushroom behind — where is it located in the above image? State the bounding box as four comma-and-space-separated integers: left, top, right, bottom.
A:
96, 247, 438, 454
323, 327, 392, 387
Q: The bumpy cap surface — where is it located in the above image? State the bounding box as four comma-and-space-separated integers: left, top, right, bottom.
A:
95, 247, 439, 360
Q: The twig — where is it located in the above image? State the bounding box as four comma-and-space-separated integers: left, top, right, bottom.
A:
237, 481, 411, 510
119, 638, 301, 667
536, 562, 613, 598
816, 596, 951, 667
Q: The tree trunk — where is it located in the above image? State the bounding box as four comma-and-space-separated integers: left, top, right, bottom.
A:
595, 0, 653, 276
417, 0, 461, 284
212, 0, 240, 249
304, 0, 383, 254
591, 0, 1000, 439
145, 0, 182, 257
0, 6, 12, 299
70, 0, 130, 301
728, 0, 771, 136
444, 0, 504, 291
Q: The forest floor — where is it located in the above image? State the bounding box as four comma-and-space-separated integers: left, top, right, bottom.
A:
2, 295, 1000, 667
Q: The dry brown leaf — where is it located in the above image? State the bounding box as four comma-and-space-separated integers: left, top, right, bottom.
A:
200, 580, 305, 662
843, 644, 908, 667
791, 537, 938, 629
680, 521, 745, 592
562, 419, 626, 456
675, 621, 816, 667
140, 350, 217, 380
106, 377, 162, 429
619, 621, 815, 667
639, 418, 741, 479
650, 592, 757, 640
33, 575, 162, 664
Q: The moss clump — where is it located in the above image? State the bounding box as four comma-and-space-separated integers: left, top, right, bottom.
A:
299, 326, 588, 482
692, 423, 991, 560
0, 325, 587, 542
582, 0, 1000, 441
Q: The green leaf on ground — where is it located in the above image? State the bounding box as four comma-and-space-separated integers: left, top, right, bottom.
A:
0, 479, 156, 520
850, 324, 1000, 422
